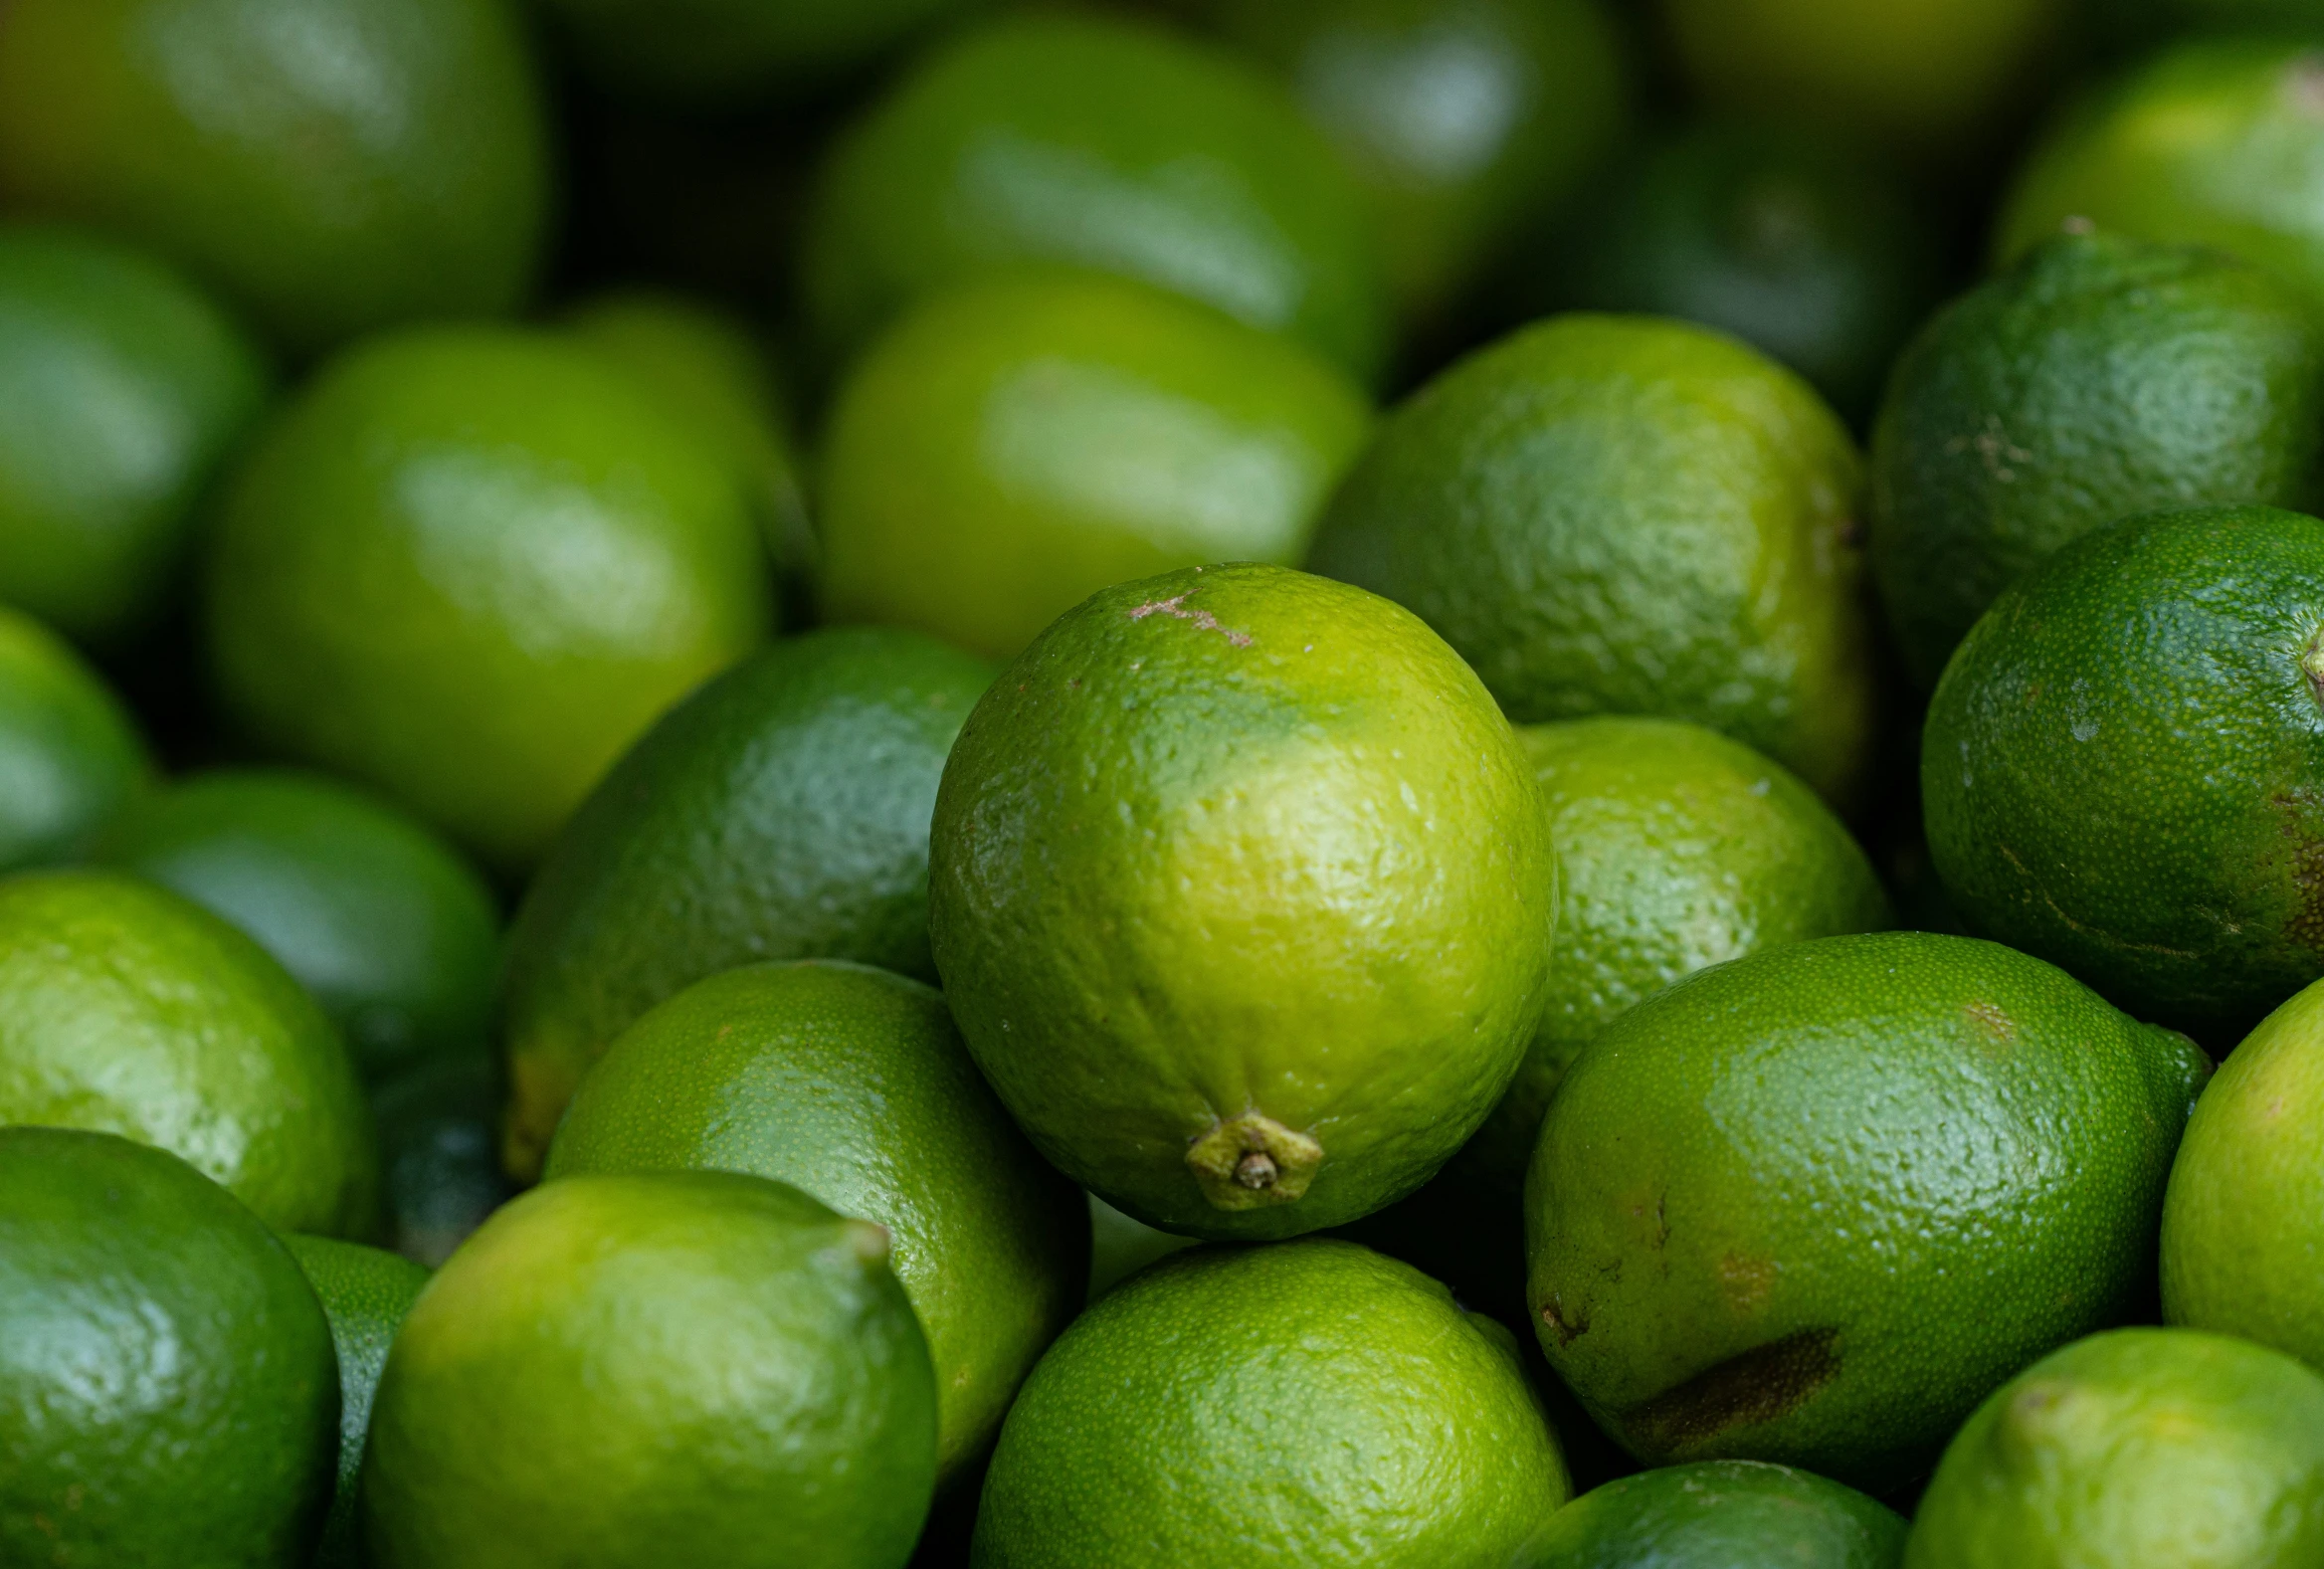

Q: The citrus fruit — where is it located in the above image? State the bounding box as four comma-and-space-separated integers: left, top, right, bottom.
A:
204, 323, 772, 872
1525, 930, 2211, 1490
817, 271, 1373, 661
0, 604, 150, 872
799, 12, 1390, 382
0, 868, 378, 1235
1872, 233, 2324, 688
1202, 0, 1631, 328
2161, 975, 2324, 1365
0, 223, 270, 646
1085, 1191, 1198, 1299
973, 1238, 1571, 1568
1545, 122, 1945, 423
0, 1126, 338, 1565
1905, 1328, 2324, 1567
1996, 38, 2324, 310
1518, 1460, 1907, 1569
1460, 716, 1891, 1192
1923, 505, 2324, 1041
1307, 312, 1874, 809
498, 626, 991, 1175
98, 768, 500, 1087
284, 1234, 431, 1569
929, 563, 1558, 1240
361, 1171, 937, 1569
0, 0, 552, 357
373, 1056, 510, 1268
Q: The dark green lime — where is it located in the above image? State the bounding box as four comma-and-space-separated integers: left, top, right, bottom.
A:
284, 1234, 431, 1569
1520, 1460, 1906, 1568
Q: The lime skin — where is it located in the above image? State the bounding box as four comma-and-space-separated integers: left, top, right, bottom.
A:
1518, 1459, 1906, 1569
284, 1234, 432, 1569
0, 604, 150, 873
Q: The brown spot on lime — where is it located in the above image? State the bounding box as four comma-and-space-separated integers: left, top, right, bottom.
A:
1540, 1293, 1590, 1346
1617, 1327, 1841, 1454
1718, 1253, 1777, 1313
1965, 1001, 2017, 1046
1127, 593, 1255, 647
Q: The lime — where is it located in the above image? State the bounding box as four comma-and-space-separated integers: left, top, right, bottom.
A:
799, 12, 1390, 382
0, 604, 149, 871
1307, 312, 1874, 809
929, 563, 1558, 1239
204, 324, 771, 872
0, 1126, 338, 1565
1905, 1328, 2324, 1567
1085, 1191, 1198, 1300
974, 1239, 1570, 1567
1519, 1460, 1906, 1568
546, 960, 1088, 1481
498, 626, 992, 1175
1996, 38, 2324, 310
372, 1056, 511, 1268
0, 0, 552, 357
1923, 505, 2324, 1041
1460, 717, 1891, 1192
361, 1171, 937, 1569
284, 1234, 431, 1569
0, 223, 269, 646
1871, 233, 2324, 688
1526, 930, 2210, 1489
817, 271, 1374, 661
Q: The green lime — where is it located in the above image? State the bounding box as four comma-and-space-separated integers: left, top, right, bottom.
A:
817, 271, 1373, 661
1526, 930, 2210, 1490
0, 868, 377, 1235
284, 1234, 431, 1569
976, 1239, 1568, 1566
98, 768, 500, 1087
1546, 122, 1946, 423
1871, 233, 2324, 689
0, 0, 551, 358
361, 1171, 937, 1569
1460, 716, 1891, 1192
930, 563, 1558, 1240
498, 626, 991, 1175
1202, 0, 1631, 328
0, 1126, 338, 1564
1085, 1191, 1198, 1300
204, 324, 772, 873
372, 1055, 511, 1268
546, 960, 1087, 1482
800, 12, 1390, 382
0, 604, 149, 871
1518, 1460, 1906, 1568
0, 223, 269, 646
1923, 505, 2324, 1041
1307, 312, 1875, 809
1905, 1328, 2324, 1567
1996, 39, 2324, 310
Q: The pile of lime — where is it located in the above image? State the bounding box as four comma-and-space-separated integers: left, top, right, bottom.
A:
12, 1, 2324, 1565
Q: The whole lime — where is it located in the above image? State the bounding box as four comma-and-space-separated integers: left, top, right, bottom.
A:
204, 324, 771, 872
0, 223, 270, 646
930, 563, 1558, 1240
1905, 1328, 2324, 1567
1085, 1191, 1198, 1300
546, 960, 1088, 1481
361, 1171, 937, 1569
817, 271, 1373, 661
1526, 931, 2210, 1490
1519, 1460, 1906, 1569
1460, 717, 1890, 1192
800, 12, 1389, 381
973, 1239, 1571, 1568
1923, 505, 2324, 1041
0, 1126, 338, 1565
1308, 312, 1874, 808
0, 0, 552, 357
284, 1234, 431, 1569
372, 1055, 510, 1268
498, 627, 991, 1175
0, 605, 149, 871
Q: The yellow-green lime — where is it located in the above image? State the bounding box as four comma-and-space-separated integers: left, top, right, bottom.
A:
1084, 1191, 1199, 1300
818, 271, 1373, 662
546, 960, 1087, 1482
1518, 1460, 1906, 1569
0, 604, 149, 871
361, 1171, 937, 1569
1526, 931, 2210, 1490
1905, 1328, 2324, 1567
1308, 313, 1875, 809
929, 563, 1558, 1240
974, 1239, 1571, 1568
204, 324, 771, 872
284, 1234, 431, 1569
0, 1126, 339, 1565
